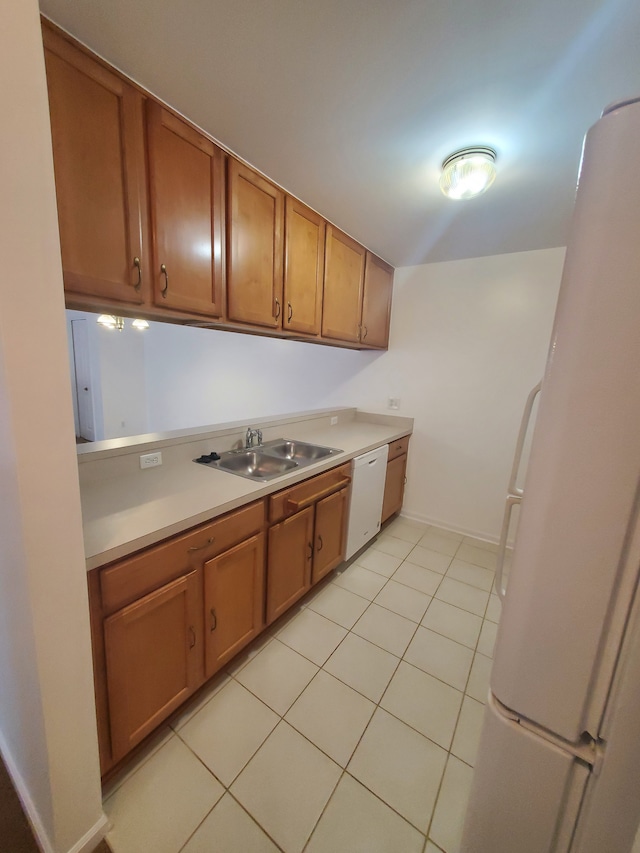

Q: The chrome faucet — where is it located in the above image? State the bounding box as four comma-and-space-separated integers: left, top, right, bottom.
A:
245, 427, 263, 448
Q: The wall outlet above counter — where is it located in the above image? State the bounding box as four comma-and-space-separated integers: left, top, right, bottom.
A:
139, 452, 162, 469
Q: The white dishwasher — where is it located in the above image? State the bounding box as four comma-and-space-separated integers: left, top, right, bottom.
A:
344, 444, 389, 560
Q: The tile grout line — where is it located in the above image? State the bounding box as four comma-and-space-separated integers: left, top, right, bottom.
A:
422, 533, 498, 849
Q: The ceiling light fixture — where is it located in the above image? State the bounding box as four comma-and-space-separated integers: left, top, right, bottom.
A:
440, 147, 497, 200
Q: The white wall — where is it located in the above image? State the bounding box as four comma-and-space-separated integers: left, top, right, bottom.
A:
371, 248, 564, 538
142, 323, 381, 431
97, 322, 148, 438
139, 246, 564, 539
0, 4, 105, 852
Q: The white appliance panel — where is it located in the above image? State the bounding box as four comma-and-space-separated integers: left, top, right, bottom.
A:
461, 696, 590, 853
344, 444, 388, 560
569, 559, 640, 853
490, 98, 640, 743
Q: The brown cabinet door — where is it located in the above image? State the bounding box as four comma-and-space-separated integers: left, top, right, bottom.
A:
43, 26, 147, 304
361, 253, 394, 348
227, 160, 284, 327
382, 454, 408, 523
104, 571, 202, 762
266, 506, 313, 624
203, 533, 265, 678
146, 102, 224, 316
284, 198, 325, 335
313, 487, 349, 584
321, 225, 366, 342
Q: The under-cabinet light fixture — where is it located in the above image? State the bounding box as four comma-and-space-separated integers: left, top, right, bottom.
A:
440, 147, 497, 200
96, 315, 149, 331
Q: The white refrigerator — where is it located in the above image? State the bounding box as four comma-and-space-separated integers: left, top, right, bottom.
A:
461, 95, 640, 853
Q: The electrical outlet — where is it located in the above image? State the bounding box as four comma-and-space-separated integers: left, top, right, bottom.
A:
330, 416, 338, 425
140, 451, 162, 469
387, 397, 400, 410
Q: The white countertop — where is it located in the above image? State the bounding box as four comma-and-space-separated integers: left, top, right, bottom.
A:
79, 409, 413, 570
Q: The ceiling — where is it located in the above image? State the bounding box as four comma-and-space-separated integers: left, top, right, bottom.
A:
39, 0, 640, 267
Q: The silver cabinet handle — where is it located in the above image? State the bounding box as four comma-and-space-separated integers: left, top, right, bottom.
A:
160, 263, 169, 298
187, 536, 215, 553
287, 302, 293, 323
274, 297, 281, 319
133, 256, 142, 292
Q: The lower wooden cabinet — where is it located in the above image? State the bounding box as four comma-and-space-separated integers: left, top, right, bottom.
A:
88, 458, 364, 777
89, 499, 266, 775
313, 487, 349, 583
266, 464, 352, 624
266, 506, 314, 624
203, 532, 265, 678
104, 570, 202, 762
382, 437, 410, 523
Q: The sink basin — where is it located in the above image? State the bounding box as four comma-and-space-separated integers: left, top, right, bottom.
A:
262, 439, 342, 462
194, 438, 343, 481
212, 450, 298, 481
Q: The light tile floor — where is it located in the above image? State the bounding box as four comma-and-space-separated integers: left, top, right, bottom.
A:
103, 519, 501, 853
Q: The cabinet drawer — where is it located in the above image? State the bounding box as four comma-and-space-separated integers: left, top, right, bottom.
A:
269, 463, 351, 523
387, 435, 410, 461
100, 500, 265, 614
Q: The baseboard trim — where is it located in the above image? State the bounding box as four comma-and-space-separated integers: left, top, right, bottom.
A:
398, 510, 516, 552
0, 731, 55, 853
0, 731, 108, 853
398, 509, 499, 545
67, 813, 109, 853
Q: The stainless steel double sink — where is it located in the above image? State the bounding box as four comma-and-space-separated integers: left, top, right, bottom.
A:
195, 438, 343, 482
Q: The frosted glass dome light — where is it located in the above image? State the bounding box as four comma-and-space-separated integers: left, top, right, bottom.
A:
439, 147, 497, 200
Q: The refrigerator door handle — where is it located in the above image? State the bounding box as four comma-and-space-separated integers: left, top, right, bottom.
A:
495, 494, 521, 601
508, 381, 542, 496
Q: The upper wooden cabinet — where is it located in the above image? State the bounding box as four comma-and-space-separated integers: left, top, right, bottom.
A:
146, 102, 225, 316
41, 21, 394, 349
361, 253, 394, 348
227, 160, 284, 328
43, 26, 147, 305
322, 226, 366, 343
284, 198, 325, 336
